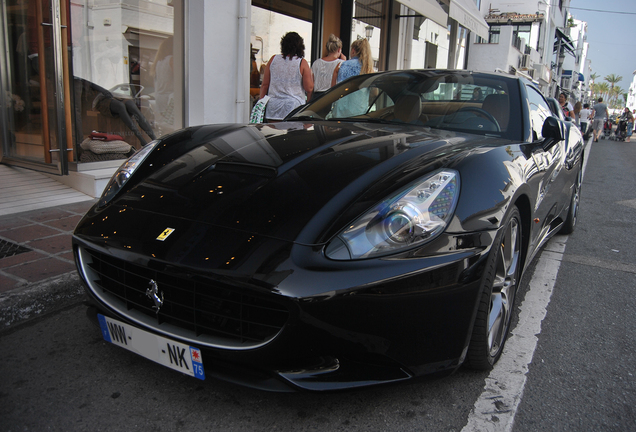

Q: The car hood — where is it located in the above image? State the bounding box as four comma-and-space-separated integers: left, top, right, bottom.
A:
111, 121, 500, 244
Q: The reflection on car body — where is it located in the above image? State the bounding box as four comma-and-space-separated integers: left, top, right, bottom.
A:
73, 70, 584, 392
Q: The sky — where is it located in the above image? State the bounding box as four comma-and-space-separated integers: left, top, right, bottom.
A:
568, 0, 636, 93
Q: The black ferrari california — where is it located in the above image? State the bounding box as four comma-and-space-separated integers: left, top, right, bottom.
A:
73, 70, 584, 391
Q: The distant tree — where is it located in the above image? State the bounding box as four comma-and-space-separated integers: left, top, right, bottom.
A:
589, 73, 600, 99
610, 86, 627, 108
595, 82, 610, 100
604, 74, 622, 92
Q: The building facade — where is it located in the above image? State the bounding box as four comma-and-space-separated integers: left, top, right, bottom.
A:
627, 71, 636, 112
467, 0, 579, 101
0, 0, 488, 187
560, 15, 591, 105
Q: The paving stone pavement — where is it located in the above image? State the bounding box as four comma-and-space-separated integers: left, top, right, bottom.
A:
0, 199, 97, 329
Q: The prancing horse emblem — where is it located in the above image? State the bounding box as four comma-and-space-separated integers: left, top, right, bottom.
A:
146, 279, 164, 314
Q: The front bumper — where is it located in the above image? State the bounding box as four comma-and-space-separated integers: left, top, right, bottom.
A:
74, 220, 496, 391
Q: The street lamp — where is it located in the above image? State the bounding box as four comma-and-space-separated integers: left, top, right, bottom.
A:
365, 25, 374, 39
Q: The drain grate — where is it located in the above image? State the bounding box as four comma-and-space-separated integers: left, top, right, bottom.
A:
0, 239, 32, 259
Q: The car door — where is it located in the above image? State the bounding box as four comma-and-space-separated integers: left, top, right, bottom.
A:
525, 85, 568, 248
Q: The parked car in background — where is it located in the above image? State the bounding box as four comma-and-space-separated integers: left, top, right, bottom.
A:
74, 70, 584, 392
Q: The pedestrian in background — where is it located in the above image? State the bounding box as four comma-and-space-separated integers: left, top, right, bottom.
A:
331, 38, 373, 86
471, 87, 483, 101
579, 103, 592, 137
328, 38, 374, 118
558, 92, 574, 118
592, 97, 609, 142
573, 101, 582, 126
311, 34, 346, 101
259, 32, 313, 122
624, 107, 634, 142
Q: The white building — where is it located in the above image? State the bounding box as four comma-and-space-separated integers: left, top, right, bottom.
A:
560, 15, 590, 104
627, 71, 636, 112
467, 0, 574, 98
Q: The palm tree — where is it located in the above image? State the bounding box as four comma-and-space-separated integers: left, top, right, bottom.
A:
588, 73, 600, 99
604, 74, 622, 93
595, 82, 610, 101
611, 86, 627, 108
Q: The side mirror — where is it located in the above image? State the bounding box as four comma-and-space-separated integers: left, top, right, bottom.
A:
541, 116, 564, 149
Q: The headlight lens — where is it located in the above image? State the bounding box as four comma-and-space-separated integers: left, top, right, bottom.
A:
98, 141, 158, 207
326, 169, 459, 260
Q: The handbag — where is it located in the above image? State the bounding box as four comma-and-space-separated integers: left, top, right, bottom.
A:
249, 95, 270, 124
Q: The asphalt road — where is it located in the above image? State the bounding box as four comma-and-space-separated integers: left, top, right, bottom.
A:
1, 137, 634, 431
514, 136, 636, 431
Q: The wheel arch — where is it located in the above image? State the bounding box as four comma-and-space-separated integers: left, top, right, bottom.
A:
513, 193, 532, 272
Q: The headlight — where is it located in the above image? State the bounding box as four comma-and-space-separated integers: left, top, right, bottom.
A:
325, 169, 459, 260
98, 141, 158, 207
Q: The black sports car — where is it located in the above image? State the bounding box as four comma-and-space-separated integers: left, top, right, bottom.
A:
73, 70, 584, 392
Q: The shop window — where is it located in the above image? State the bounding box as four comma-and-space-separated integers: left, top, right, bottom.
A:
70, 0, 184, 161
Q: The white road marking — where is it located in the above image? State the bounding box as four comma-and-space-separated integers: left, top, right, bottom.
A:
461, 237, 567, 432
617, 198, 636, 210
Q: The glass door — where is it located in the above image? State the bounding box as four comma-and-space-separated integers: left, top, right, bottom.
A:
1, 0, 70, 175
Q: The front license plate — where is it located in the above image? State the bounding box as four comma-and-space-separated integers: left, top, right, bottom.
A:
98, 314, 205, 380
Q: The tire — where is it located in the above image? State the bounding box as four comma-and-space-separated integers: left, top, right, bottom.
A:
465, 206, 522, 370
559, 166, 582, 235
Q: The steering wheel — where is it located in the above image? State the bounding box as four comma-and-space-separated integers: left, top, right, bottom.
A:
455, 107, 500, 131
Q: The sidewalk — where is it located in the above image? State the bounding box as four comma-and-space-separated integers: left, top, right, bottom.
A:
0, 194, 97, 329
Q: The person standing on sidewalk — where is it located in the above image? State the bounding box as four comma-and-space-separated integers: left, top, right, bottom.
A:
331, 38, 373, 86
259, 32, 313, 122
558, 92, 574, 118
591, 97, 609, 142
624, 108, 634, 142
310, 34, 346, 101
579, 103, 592, 138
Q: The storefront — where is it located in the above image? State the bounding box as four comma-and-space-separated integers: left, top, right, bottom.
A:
0, 0, 486, 182
0, 0, 184, 176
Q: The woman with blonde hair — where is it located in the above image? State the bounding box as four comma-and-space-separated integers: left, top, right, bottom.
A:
311, 34, 346, 100
331, 38, 373, 86
329, 38, 374, 118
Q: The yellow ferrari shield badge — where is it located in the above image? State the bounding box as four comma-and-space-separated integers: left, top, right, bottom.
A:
156, 228, 175, 241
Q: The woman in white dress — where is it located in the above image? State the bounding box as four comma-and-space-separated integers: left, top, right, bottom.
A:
259, 32, 313, 122
310, 34, 346, 101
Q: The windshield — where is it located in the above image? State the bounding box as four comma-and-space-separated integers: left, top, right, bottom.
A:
290, 71, 522, 140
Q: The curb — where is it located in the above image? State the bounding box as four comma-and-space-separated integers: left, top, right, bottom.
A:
0, 272, 85, 330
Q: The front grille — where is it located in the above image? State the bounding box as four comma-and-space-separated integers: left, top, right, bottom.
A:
79, 246, 289, 348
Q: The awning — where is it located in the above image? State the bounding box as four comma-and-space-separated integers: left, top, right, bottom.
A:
353, 0, 383, 29
449, 0, 489, 40
563, 70, 585, 81
554, 28, 576, 55
398, 0, 448, 28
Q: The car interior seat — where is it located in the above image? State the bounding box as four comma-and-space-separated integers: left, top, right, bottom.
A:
481, 94, 510, 130
393, 94, 422, 123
